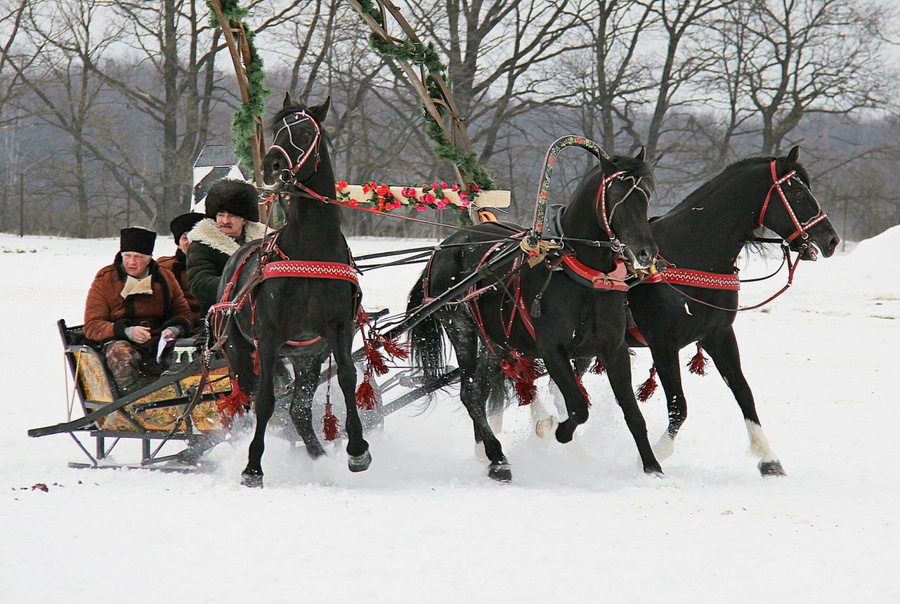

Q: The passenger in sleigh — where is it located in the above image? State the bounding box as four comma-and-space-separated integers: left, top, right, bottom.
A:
185, 179, 268, 319
157, 212, 204, 334
84, 227, 194, 394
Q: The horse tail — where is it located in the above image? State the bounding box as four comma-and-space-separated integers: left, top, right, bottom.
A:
407, 270, 447, 386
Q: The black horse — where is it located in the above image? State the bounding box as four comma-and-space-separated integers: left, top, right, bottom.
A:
408, 149, 662, 481
215, 94, 370, 487
626, 146, 840, 476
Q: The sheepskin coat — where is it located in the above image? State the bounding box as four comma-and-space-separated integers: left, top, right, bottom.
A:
83, 254, 193, 347
186, 218, 269, 316
157, 249, 201, 332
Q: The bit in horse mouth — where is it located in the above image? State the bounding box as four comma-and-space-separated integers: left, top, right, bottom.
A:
799, 245, 819, 261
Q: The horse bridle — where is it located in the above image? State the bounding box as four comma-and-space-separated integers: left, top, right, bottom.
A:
269, 111, 322, 185
758, 159, 828, 250
594, 171, 650, 253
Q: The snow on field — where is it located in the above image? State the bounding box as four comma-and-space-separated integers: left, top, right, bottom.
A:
1, 227, 898, 603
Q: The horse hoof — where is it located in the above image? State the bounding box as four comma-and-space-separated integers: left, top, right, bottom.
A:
759, 460, 786, 477
555, 421, 576, 444
241, 470, 264, 488
348, 449, 372, 473
644, 464, 665, 477
488, 462, 512, 482
535, 416, 559, 439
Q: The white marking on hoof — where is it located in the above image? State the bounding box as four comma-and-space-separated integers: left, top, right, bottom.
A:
535, 416, 559, 439
653, 432, 675, 461
474, 441, 490, 463
746, 420, 779, 463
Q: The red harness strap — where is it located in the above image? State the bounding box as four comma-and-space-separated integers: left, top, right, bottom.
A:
645, 267, 740, 291
262, 260, 359, 286
560, 255, 630, 291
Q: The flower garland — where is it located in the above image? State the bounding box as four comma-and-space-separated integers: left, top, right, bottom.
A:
352, 0, 496, 217
335, 180, 478, 214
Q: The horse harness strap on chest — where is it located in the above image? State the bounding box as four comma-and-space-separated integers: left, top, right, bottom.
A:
646, 267, 740, 291
559, 254, 630, 291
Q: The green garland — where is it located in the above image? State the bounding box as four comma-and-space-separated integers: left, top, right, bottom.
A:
207, 1, 271, 172
355, 0, 495, 200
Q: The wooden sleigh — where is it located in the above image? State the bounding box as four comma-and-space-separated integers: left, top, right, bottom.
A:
28, 320, 234, 470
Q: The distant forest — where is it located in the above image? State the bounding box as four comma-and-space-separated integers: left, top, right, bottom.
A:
1, 0, 898, 242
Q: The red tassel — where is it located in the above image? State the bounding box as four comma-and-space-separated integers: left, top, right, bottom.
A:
365, 340, 389, 376
590, 358, 606, 375
322, 403, 340, 441
251, 344, 260, 375
499, 354, 539, 406
687, 343, 708, 376
216, 383, 251, 420
380, 336, 410, 361
636, 366, 658, 402
576, 374, 591, 408
355, 374, 378, 410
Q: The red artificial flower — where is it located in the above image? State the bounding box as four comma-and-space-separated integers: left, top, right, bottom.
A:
336, 180, 348, 190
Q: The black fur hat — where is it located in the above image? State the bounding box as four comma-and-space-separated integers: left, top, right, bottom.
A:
204, 179, 260, 222
169, 212, 204, 243
120, 227, 156, 255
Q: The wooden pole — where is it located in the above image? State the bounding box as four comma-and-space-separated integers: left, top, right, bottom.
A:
208, 0, 267, 221
19, 172, 24, 237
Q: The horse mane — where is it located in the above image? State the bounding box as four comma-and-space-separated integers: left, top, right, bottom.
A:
670, 154, 810, 215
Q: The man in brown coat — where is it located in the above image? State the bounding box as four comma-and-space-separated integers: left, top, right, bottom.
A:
84, 227, 193, 393
157, 212, 204, 333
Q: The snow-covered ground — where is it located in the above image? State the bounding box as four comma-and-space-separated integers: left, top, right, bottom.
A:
1, 227, 898, 603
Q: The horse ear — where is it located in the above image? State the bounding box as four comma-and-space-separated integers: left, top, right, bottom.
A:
784, 145, 800, 171
309, 96, 331, 122
599, 153, 617, 175
635, 147, 646, 162
283, 92, 295, 108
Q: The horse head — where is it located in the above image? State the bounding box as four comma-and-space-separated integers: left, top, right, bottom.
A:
595, 148, 658, 269
262, 92, 329, 190
761, 146, 840, 260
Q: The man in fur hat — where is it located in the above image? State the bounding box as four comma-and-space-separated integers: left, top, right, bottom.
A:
186, 179, 268, 318
84, 227, 194, 393
157, 212, 204, 333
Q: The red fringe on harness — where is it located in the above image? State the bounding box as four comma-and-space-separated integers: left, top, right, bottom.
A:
687, 343, 708, 376
251, 345, 260, 375
216, 383, 251, 423
355, 374, 379, 411
590, 358, 606, 375
576, 373, 591, 408
500, 354, 539, 407
636, 366, 658, 402
322, 403, 340, 441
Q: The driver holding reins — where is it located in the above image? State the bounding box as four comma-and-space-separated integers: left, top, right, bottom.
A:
185, 179, 268, 320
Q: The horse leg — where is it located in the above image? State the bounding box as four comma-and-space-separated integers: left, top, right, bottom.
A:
700, 329, 785, 477
602, 343, 663, 475
646, 344, 688, 461
535, 358, 587, 439
331, 323, 371, 473
287, 355, 326, 460
241, 340, 279, 488
543, 350, 589, 444
445, 314, 510, 481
